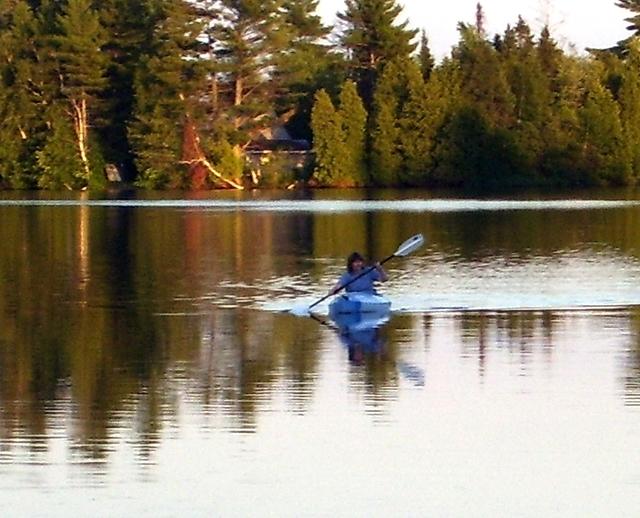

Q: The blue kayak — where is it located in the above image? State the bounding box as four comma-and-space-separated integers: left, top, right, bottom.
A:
328, 292, 391, 317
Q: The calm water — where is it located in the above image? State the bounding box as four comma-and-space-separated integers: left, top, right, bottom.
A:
1, 189, 640, 517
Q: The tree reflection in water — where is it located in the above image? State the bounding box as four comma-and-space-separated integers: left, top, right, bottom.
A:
2, 191, 640, 468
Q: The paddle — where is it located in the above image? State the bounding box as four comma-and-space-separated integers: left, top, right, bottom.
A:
306, 233, 425, 312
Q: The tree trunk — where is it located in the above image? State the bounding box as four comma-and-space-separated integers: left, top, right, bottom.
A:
234, 76, 243, 129
71, 95, 91, 180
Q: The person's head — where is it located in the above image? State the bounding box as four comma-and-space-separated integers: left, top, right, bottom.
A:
347, 252, 365, 273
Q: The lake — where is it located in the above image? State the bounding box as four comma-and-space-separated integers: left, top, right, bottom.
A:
1, 188, 640, 517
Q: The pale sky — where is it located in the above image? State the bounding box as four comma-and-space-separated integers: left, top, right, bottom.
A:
318, 0, 631, 58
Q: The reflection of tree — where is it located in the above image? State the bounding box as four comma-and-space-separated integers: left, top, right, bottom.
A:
458, 311, 556, 377
0, 201, 327, 463
4, 191, 640, 468
433, 203, 640, 261
624, 308, 640, 406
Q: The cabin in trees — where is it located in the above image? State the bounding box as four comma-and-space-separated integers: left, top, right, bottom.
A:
245, 125, 312, 186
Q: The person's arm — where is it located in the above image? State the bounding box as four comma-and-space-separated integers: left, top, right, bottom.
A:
328, 281, 342, 295
374, 262, 388, 282
329, 273, 347, 295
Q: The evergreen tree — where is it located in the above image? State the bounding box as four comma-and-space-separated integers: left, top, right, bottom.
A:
0, 1, 41, 187
499, 18, 551, 176
400, 63, 459, 185
619, 38, 640, 182
337, 0, 418, 107
338, 80, 367, 185
208, 0, 286, 142
579, 68, 631, 185
274, 0, 340, 140
617, 0, 640, 48
277, 0, 331, 91
369, 59, 410, 185
453, 22, 515, 127
418, 30, 434, 81
39, 0, 109, 188
475, 2, 486, 37
36, 106, 86, 189
433, 106, 526, 189
98, 0, 159, 178
310, 89, 348, 185
129, 0, 205, 188
537, 26, 563, 82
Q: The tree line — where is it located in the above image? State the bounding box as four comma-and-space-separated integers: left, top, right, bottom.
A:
1, 0, 640, 190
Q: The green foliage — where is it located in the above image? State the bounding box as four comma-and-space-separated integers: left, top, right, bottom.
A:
210, 140, 245, 184
209, 0, 286, 144
36, 109, 85, 189
2, 0, 640, 191
399, 66, 450, 185
130, 102, 187, 189
54, 0, 108, 98
370, 101, 400, 185
418, 30, 435, 81
433, 106, 528, 189
338, 0, 418, 106
311, 89, 349, 185
338, 80, 367, 185
98, 0, 159, 173
578, 69, 631, 185
454, 23, 515, 127
129, 0, 204, 188
0, 1, 43, 187
618, 39, 640, 182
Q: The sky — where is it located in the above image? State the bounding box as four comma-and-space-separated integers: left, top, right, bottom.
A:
318, 0, 632, 58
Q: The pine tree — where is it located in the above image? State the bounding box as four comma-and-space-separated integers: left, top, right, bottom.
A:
338, 80, 367, 185
47, 0, 109, 187
98, 0, 158, 178
619, 38, 640, 182
453, 23, 515, 128
418, 30, 435, 81
278, 0, 330, 90
208, 0, 286, 143
499, 18, 551, 175
475, 2, 486, 37
617, 1, 640, 38
538, 26, 563, 80
129, 0, 205, 188
310, 89, 348, 185
337, 0, 418, 107
579, 68, 631, 185
369, 60, 409, 185
0, 1, 41, 187
399, 63, 458, 185
274, 0, 338, 140
37, 105, 85, 189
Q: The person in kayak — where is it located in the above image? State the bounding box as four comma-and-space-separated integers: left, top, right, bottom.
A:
329, 252, 388, 295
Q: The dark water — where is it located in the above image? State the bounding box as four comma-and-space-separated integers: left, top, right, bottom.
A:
1, 189, 640, 516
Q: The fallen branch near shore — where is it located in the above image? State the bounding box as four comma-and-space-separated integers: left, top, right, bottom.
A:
180, 158, 244, 190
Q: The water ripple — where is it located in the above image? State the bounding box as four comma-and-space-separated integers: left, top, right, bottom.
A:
1, 198, 640, 212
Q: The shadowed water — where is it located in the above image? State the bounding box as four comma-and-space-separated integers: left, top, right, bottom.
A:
1, 189, 640, 516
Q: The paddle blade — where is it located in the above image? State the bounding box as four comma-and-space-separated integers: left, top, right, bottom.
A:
393, 234, 425, 257
288, 303, 312, 317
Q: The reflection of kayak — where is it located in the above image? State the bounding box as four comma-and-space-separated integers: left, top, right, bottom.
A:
328, 292, 391, 317
330, 307, 389, 359
330, 310, 390, 333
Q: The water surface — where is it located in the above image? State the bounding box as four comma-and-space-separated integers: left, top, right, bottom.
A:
1, 189, 640, 516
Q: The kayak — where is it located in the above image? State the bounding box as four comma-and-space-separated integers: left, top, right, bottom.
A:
328, 291, 391, 317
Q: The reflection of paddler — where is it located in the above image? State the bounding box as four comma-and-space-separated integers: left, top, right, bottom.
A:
333, 312, 389, 365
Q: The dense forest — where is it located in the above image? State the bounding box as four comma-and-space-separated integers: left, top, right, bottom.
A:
1, 0, 640, 190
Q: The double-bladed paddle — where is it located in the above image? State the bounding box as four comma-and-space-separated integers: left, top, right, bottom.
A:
306, 233, 425, 312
